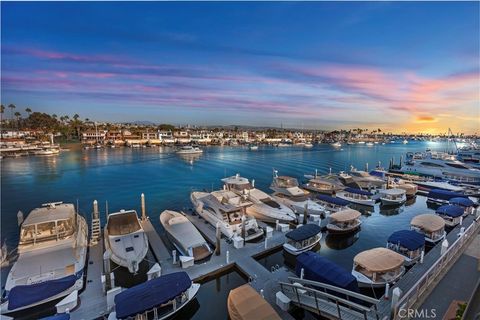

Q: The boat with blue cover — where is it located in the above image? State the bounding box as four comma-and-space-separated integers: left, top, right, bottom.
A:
1, 202, 88, 315
435, 205, 464, 228
283, 224, 322, 255
315, 194, 350, 213
336, 187, 376, 206
387, 230, 425, 266
427, 189, 469, 206
295, 252, 359, 292
109, 271, 200, 320
449, 197, 476, 216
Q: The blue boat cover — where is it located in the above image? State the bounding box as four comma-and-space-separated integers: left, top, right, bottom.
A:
436, 205, 464, 218
369, 170, 385, 178
317, 194, 349, 206
428, 189, 467, 201
296, 252, 358, 292
115, 272, 191, 319
40, 314, 71, 320
286, 224, 322, 241
449, 197, 475, 207
344, 187, 373, 196
387, 230, 425, 251
8, 275, 77, 310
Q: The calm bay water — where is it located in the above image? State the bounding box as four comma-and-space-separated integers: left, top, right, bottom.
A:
1, 141, 450, 317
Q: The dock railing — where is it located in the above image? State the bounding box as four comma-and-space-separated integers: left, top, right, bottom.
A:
392, 214, 480, 320
280, 277, 380, 320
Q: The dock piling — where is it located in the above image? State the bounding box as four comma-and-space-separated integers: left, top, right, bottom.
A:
441, 239, 449, 255
141, 193, 146, 221
215, 222, 221, 255
226, 250, 230, 264
264, 237, 268, 249
385, 283, 390, 300
420, 250, 425, 264
93, 200, 99, 219
172, 250, 177, 264
303, 204, 308, 225
300, 268, 304, 279
260, 289, 264, 298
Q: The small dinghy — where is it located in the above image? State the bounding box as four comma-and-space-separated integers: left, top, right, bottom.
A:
283, 224, 322, 255
160, 210, 212, 261
104, 210, 148, 274
352, 248, 405, 288
410, 214, 446, 245
326, 209, 362, 234
228, 284, 281, 320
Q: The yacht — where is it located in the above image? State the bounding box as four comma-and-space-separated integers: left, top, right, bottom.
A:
222, 174, 296, 223
303, 171, 345, 195
340, 167, 385, 190
270, 171, 325, 216
159, 210, 212, 261
190, 191, 264, 241
336, 187, 376, 206
379, 188, 407, 206
176, 145, 203, 155
366, 142, 374, 146
1, 202, 88, 314
104, 210, 148, 274
331, 142, 342, 148
352, 248, 405, 288
400, 152, 480, 185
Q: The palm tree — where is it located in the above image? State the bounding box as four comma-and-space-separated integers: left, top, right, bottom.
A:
7, 104, 15, 128
14, 111, 21, 129
0, 104, 4, 122
52, 114, 58, 120
25, 107, 32, 117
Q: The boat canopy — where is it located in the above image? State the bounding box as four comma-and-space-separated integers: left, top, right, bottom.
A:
436, 205, 464, 218
387, 230, 425, 251
22, 203, 76, 226
8, 275, 77, 310
330, 209, 361, 222
227, 284, 281, 320
353, 248, 404, 272
369, 170, 386, 178
381, 189, 406, 196
411, 214, 445, 232
317, 194, 349, 206
295, 252, 358, 292
344, 187, 373, 196
285, 224, 321, 242
115, 272, 191, 319
428, 189, 467, 201
449, 197, 475, 207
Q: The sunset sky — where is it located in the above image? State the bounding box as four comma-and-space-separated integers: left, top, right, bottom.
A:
1, 2, 479, 133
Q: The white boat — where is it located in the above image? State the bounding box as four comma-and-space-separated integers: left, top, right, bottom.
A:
387, 230, 425, 266
176, 145, 203, 154
336, 188, 376, 206
104, 210, 148, 273
379, 188, 406, 206
1, 202, 88, 314
303, 171, 345, 195
357, 141, 366, 145
35, 148, 60, 156
331, 142, 342, 148
222, 174, 296, 223
326, 209, 362, 234
352, 248, 405, 288
109, 272, 200, 320
402, 140, 408, 144
341, 167, 385, 190
283, 224, 322, 255
304, 143, 313, 148
159, 210, 212, 261
191, 191, 264, 241
410, 214, 445, 244
249, 145, 259, 151
366, 142, 374, 146
270, 171, 325, 216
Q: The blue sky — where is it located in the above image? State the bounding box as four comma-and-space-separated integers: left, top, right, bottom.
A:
1, 2, 479, 133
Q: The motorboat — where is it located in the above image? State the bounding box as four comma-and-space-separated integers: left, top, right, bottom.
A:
336, 187, 376, 206
449, 197, 476, 216
326, 209, 362, 234
366, 142, 374, 146
304, 143, 314, 148
389, 179, 417, 198
387, 230, 425, 266
1, 202, 88, 314
341, 167, 385, 190
35, 148, 60, 156
110, 272, 200, 320
222, 174, 296, 223
400, 152, 480, 185
159, 210, 212, 261
402, 140, 408, 144
435, 205, 464, 228
303, 171, 345, 195
315, 194, 350, 214
283, 224, 322, 255
270, 171, 325, 216
379, 188, 406, 206
352, 248, 405, 288
410, 214, 445, 244
295, 252, 359, 292
176, 145, 203, 154
227, 284, 281, 320
191, 191, 264, 241
331, 142, 342, 148
104, 210, 148, 274
426, 189, 469, 206
249, 145, 259, 151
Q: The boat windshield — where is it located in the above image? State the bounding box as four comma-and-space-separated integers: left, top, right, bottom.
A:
108, 212, 141, 236
20, 218, 75, 245
275, 177, 299, 188
228, 182, 252, 192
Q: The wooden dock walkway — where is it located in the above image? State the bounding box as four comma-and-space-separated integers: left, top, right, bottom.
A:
71, 238, 107, 320
140, 217, 172, 264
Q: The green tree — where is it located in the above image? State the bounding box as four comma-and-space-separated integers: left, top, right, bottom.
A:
25, 107, 32, 117
7, 104, 16, 128
14, 111, 21, 129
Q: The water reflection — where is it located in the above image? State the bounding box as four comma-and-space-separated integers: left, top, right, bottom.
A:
325, 232, 360, 250
379, 206, 404, 216
178, 153, 203, 165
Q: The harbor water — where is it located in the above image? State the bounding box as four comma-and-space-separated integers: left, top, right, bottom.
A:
1, 141, 451, 318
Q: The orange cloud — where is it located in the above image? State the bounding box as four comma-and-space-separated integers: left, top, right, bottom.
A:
415, 116, 437, 123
